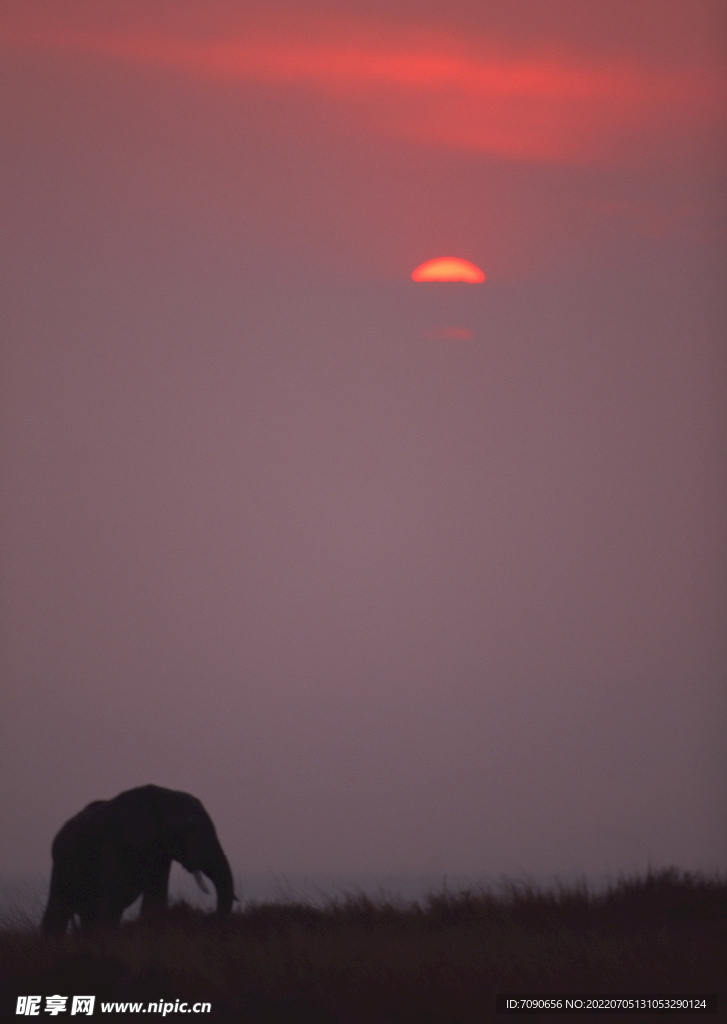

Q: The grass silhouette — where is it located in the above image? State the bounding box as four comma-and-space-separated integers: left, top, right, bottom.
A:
1, 869, 723, 1022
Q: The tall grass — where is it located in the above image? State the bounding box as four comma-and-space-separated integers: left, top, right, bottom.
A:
1, 869, 724, 1022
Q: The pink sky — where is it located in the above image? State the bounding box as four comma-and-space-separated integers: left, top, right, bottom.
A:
0, 0, 725, 886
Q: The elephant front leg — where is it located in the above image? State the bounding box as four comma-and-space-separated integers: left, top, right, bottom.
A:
140, 859, 172, 920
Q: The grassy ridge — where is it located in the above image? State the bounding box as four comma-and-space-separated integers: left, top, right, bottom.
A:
1, 869, 724, 1022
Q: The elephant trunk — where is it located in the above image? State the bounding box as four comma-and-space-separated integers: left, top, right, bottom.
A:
199, 845, 234, 916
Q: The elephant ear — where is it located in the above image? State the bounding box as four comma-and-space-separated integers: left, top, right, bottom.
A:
156, 793, 208, 858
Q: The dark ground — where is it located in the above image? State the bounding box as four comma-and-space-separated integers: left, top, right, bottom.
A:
1, 869, 724, 1023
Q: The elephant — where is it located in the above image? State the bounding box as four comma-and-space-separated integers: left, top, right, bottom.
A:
42, 785, 234, 936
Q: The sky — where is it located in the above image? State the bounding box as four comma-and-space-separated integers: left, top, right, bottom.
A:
1, 0, 725, 888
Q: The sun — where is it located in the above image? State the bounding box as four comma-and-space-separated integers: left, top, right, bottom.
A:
411, 257, 486, 283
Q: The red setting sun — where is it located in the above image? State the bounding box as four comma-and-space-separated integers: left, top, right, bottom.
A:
411, 258, 486, 282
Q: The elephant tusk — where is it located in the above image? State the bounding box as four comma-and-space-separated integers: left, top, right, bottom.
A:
193, 870, 210, 894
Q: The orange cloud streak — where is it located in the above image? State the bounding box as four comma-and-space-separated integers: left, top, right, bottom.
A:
2, 21, 723, 164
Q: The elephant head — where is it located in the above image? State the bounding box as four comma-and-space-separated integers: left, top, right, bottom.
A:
42, 785, 234, 935
116, 786, 235, 915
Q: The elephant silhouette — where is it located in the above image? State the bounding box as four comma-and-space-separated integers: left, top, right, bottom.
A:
42, 785, 234, 935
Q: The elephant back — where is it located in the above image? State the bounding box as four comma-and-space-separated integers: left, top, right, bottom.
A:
52, 800, 109, 859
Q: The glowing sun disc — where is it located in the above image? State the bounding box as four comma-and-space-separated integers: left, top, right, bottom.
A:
411, 257, 486, 283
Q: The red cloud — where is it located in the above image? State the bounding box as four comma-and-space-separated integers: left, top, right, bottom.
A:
423, 327, 475, 341
2, 17, 723, 164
